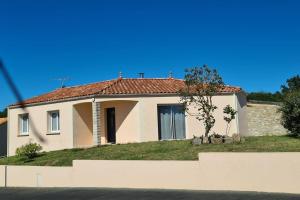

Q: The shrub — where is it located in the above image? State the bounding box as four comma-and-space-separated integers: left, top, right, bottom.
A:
279, 92, 300, 136
223, 105, 237, 136
16, 143, 42, 160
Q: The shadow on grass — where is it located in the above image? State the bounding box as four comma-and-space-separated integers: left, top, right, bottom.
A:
283, 134, 300, 139
17, 153, 46, 163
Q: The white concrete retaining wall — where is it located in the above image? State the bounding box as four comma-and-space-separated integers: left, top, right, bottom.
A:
1, 153, 300, 194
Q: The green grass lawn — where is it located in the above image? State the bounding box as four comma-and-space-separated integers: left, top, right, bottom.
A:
0, 135, 299, 166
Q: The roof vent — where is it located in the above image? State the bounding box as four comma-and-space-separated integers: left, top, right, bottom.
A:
138, 72, 144, 78
168, 71, 173, 79
118, 71, 123, 79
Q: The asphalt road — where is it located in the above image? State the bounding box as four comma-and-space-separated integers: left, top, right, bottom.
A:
0, 188, 299, 200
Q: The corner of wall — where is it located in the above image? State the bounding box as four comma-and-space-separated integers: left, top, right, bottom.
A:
6, 107, 10, 157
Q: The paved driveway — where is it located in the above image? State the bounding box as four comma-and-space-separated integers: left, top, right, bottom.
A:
0, 188, 299, 200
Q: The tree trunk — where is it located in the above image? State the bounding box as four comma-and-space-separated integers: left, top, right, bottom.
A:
205, 125, 210, 137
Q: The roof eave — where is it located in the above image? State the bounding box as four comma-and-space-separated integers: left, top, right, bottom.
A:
9, 91, 241, 109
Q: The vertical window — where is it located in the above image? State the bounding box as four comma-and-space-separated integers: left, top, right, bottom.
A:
19, 113, 29, 135
49, 111, 60, 133
158, 105, 186, 140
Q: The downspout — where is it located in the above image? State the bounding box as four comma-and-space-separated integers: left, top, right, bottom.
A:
234, 93, 240, 134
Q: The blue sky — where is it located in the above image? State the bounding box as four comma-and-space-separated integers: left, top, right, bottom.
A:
1, 0, 300, 109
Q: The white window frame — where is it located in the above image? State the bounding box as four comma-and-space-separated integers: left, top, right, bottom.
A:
19, 113, 29, 136
48, 110, 60, 134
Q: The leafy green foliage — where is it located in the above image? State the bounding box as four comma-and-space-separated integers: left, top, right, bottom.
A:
281, 75, 300, 95
247, 92, 283, 102
223, 105, 237, 135
279, 92, 300, 136
16, 143, 42, 160
277, 75, 300, 135
180, 65, 224, 137
247, 75, 300, 102
0, 108, 7, 118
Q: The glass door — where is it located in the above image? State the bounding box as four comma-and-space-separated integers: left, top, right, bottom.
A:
158, 105, 186, 140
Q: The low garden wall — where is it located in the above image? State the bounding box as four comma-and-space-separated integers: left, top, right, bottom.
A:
0, 153, 300, 194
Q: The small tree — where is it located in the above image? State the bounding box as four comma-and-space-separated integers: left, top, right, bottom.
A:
281, 75, 300, 96
180, 65, 224, 138
279, 75, 300, 136
279, 91, 300, 136
223, 105, 237, 136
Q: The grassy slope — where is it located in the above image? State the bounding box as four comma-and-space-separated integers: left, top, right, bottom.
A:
0, 136, 299, 166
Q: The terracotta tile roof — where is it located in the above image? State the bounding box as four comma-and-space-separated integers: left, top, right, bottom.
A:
18, 80, 114, 105
13, 78, 242, 106
101, 78, 186, 95
0, 118, 7, 125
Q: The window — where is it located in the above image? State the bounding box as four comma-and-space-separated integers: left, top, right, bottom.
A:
48, 111, 60, 133
157, 105, 186, 140
19, 113, 29, 135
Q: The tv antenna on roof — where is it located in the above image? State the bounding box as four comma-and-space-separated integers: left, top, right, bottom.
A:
53, 77, 69, 88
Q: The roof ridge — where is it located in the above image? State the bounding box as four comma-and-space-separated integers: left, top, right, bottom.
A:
223, 84, 241, 89
62, 79, 114, 89
57, 78, 183, 89
98, 78, 122, 94
122, 78, 182, 80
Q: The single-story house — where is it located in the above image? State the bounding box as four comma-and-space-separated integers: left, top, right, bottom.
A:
7, 77, 248, 156
0, 118, 7, 157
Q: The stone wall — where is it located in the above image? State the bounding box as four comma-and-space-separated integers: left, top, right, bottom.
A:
246, 103, 287, 136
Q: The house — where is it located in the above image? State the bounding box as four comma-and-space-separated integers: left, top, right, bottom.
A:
7, 77, 248, 156
0, 118, 7, 157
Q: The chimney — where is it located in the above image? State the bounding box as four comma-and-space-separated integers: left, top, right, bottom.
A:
138, 72, 144, 78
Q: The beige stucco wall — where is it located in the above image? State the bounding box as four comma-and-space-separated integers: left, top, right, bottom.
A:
73, 103, 93, 148
99, 100, 139, 144
197, 153, 300, 193
6, 166, 73, 187
1, 153, 300, 194
8, 93, 246, 154
71, 153, 300, 193
134, 94, 240, 141
71, 160, 200, 189
7, 99, 92, 156
94, 94, 240, 143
